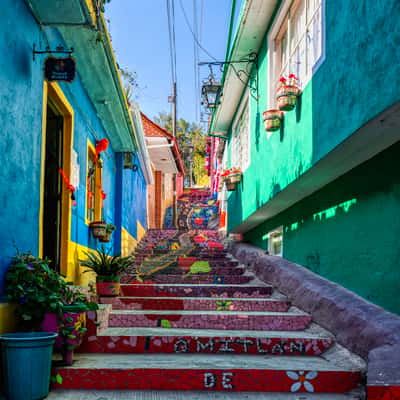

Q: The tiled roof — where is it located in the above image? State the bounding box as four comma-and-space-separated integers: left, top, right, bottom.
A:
141, 113, 185, 174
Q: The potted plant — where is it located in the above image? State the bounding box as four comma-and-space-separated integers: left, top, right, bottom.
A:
99, 223, 115, 243
228, 167, 242, 184
263, 109, 283, 132
4, 253, 98, 368
79, 246, 135, 297
276, 74, 301, 111
89, 221, 107, 239
41, 285, 98, 366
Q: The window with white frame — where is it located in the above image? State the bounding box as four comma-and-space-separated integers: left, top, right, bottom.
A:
268, 226, 283, 256
269, 0, 324, 104
231, 93, 250, 171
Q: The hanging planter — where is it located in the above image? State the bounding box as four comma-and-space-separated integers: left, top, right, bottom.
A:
225, 181, 237, 191
229, 167, 242, 184
262, 109, 283, 132
276, 75, 301, 111
89, 221, 107, 239
99, 224, 115, 243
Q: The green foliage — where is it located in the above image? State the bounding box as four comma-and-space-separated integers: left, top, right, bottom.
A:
119, 68, 139, 104
154, 112, 208, 186
80, 246, 135, 277
5, 253, 98, 329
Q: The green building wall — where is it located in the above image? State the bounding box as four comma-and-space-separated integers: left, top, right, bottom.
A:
224, 0, 400, 313
243, 141, 400, 315
227, 0, 400, 230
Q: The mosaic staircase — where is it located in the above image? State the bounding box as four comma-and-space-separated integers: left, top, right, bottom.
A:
51, 196, 366, 398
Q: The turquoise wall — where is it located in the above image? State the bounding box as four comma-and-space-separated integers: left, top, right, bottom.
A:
227, 0, 400, 230
0, 0, 143, 296
244, 141, 400, 314
224, 0, 400, 313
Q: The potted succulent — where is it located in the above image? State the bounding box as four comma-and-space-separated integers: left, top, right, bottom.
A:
80, 246, 135, 297
263, 109, 283, 132
89, 221, 108, 239
276, 74, 301, 111
99, 223, 115, 243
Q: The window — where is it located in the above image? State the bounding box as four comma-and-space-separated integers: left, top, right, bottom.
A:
268, 226, 283, 256
231, 93, 250, 171
269, 0, 324, 104
86, 144, 102, 223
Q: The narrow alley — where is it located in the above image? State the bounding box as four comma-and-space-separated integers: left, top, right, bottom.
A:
50, 190, 365, 398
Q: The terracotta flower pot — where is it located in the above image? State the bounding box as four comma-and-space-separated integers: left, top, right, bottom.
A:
263, 109, 283, 132
96, 276, 120, 296
89, 221, 107, 239
276, 85, 300, 111
226, 182, 237, 191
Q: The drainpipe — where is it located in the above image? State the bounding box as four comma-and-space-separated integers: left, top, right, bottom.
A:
171, 82, 178, 228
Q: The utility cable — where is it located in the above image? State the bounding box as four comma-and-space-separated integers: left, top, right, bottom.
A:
179, 0, 217, 61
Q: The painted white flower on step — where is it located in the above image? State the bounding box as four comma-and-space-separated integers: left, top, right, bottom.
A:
286, 370, 318, 392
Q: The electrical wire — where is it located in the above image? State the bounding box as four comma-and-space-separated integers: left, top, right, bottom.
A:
179, 0, 217, 61
166, 0, 177, 83
193, 0, 200, 122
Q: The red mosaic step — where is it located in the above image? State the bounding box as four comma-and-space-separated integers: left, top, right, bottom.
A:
153, 267, 245, 276
51, 353, 362, 393
80, 326, 333, 355
100, 296, 290, 312
120, 284, 273, 298
151, 275, 252, 284
108, 310, 312, 331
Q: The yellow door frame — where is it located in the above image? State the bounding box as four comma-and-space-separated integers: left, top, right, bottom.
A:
39, 81, 74, 278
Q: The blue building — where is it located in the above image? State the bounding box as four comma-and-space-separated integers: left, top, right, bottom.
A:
0, 0, 152, 331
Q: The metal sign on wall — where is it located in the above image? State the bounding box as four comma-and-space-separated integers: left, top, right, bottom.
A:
44, 57, 76, 82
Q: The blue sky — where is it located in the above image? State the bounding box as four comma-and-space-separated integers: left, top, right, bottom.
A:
105, 0, 239, 125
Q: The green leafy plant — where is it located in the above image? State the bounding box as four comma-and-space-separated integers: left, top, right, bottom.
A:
6, 253, 65, 328
80, 246, 135, 277
5, 252, 97, 330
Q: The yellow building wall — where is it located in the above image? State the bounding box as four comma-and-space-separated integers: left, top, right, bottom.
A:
67, 241, 97, 286
121, 227, 138, 257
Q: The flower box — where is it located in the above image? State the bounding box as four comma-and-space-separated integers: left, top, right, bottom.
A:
262, 109, 283, 132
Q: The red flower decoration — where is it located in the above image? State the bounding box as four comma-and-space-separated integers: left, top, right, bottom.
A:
95, 138, 109, 155
279, 77, 287, 83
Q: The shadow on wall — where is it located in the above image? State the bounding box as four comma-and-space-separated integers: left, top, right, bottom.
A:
244, 140, 400, 314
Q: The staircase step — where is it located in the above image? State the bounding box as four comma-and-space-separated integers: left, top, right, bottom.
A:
151, 275, 252, 284
52, 353, 362, 393
108, 310, 312, 331
100, 296, 290, 312
153, 267, 245, 276
47, 390, 364, 399
80, 326, 333, 355
120, 284, 273, 298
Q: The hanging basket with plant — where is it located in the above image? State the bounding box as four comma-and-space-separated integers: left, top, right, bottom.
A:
262, 109, 283, 132
276, 74, 301, 111
228, 167, 242, 184
89, 221, 108, 239
99, 223, 115, 243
